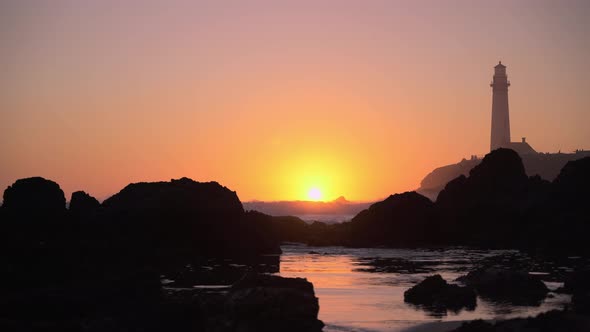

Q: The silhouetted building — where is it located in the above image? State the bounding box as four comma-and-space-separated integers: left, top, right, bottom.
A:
490, 62, 537, 155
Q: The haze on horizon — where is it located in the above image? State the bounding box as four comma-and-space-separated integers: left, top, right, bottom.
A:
1, 0, 589, 202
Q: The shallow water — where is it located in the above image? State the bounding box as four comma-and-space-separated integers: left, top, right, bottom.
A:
278, 244, 573, 332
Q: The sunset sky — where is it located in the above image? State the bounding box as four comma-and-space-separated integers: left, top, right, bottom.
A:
1, 0, 589, 202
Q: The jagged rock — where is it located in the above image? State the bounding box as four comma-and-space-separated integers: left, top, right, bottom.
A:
457, 268, 548, 305
2, 177, 66, 212
69, 191, 100, 214
404, 274, 476, 312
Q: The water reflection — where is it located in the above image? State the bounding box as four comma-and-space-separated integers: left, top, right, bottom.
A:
279, 244, 573, 332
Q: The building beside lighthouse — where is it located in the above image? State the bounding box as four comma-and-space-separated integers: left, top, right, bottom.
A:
489, 61, 537, 155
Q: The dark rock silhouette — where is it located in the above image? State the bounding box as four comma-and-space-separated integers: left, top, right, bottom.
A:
69, 190, 100, 214
2, 177, 66, 212
404, 274, 476, 313
102, 177, 279, 257
165, 273, 323, 332
346, 191, 436, 247
267, 214, 311, 242
417, 150, 590, 200
418, 158, 481, 200
103, 177, 244, 215
224, 273, 324, 332
553, 156, 590, 191
457, 268, 549, 306
436, 149, 544, 247
0, 176, 313, 332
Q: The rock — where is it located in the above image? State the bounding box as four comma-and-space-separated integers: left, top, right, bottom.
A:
553, 156, 590, 194
224, 273, 324, 332
102, 177, 279, 257
69, 191, 100, 214
458, 268, 548, 305
435, 149, 535, 247
2, 177, 66, 212
418, 158, 482, 201
404, 274, 476, 312
102, 177, 244, 217
467, 148, 528, 188
347, 191, 437, 247
548, 157, 590, 253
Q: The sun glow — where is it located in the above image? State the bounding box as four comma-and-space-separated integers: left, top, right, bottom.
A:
308, 187, 323, 201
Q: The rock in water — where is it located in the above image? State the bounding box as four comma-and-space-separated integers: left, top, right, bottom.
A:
457, 268, 548, 305
404, 274, 476, 312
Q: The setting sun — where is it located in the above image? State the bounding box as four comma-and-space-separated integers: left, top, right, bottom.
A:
307, 188, 323, 201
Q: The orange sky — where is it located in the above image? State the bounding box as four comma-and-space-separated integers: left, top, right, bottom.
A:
1, 1, 589, 202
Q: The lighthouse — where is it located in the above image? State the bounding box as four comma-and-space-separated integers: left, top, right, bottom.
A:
490, 61, 511, 151
488, 62, 537, 155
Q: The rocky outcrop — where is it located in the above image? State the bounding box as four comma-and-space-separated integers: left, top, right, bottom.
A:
404, 274, 476, 312
103, 177, 244, 216
101, 177, 279, 257
0, 176, 293, 332
435, 149, 536, 246
2, 177, 66, 212
437, 149, 528, 207
417, 150, 590, 200
347, 191, 437, 247
457, 268, 549, 305
69, 191, 100, 214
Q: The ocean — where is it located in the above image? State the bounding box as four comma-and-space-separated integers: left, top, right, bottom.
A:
279, 243, 576, 332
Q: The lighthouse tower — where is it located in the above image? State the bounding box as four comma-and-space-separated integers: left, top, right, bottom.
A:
490, 61, 511, 151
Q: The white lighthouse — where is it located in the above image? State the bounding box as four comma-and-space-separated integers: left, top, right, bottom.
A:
489, 62, 536, 155
490, 61, 511, 151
